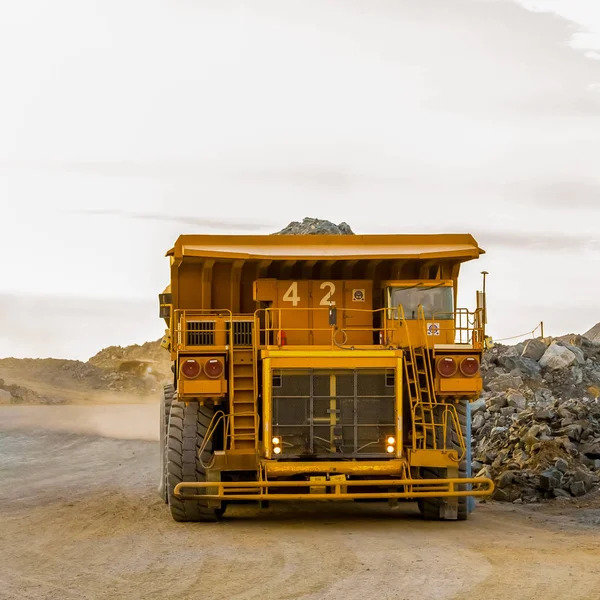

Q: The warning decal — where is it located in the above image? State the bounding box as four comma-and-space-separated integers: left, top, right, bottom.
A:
427, 323, 441, 336
352, 289, 365, 302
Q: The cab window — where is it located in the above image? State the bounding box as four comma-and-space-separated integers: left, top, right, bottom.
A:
388, 285, 454, 320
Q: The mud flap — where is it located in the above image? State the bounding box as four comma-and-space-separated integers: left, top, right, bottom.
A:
440, 499, 458, 520
440, 465, 459, 520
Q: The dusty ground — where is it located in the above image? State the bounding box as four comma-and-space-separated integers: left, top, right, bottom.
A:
1, 406, 600, 600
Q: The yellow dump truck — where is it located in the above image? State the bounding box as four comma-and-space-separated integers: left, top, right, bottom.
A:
157, 233, 494, 522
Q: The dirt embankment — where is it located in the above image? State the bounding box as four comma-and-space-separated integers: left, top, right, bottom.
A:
0, 339, 170, 405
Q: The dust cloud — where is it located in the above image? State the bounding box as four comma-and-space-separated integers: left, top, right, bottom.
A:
0, 403, 159, 441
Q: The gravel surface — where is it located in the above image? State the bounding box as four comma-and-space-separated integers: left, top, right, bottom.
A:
1, 405, 600, 600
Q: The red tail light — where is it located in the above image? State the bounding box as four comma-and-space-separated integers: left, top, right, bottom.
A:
278, 331, 287, 346
181, 359, 201, 379
460, 356, 480, 377
204, 358, 224, 379
437, 357, 457, 377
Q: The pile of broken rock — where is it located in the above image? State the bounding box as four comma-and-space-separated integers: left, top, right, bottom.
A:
472, 335, 600, 503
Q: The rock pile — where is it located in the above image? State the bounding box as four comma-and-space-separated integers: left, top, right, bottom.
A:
473, 336, 600, 502
274, 217, 355, 235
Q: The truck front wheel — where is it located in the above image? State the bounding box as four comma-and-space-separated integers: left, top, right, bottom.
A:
166, 401, 223, 522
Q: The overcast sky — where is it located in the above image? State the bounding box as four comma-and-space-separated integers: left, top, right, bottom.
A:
1, 0, 599, 360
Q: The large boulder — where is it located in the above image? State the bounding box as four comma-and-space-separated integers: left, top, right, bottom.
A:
521, 339, 547, 362
539, 344, 577, 371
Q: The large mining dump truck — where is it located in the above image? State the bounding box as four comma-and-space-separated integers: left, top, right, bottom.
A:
157, 233, 494, 522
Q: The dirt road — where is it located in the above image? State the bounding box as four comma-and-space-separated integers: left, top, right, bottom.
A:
1, 406, 600, 600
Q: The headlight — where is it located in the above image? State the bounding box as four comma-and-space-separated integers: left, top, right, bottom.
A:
273, 446, 282, 455
386, 445, 395, 453
272, 437, 280, 445
387, 436, 395, 445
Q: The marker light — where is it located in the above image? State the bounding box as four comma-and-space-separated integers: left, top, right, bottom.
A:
204, 358, 224, 379
437, 356, 458, 377
386, 445, 395, 454
272, 437, 281, 445
460, 356, 480, 377
181, 359, 201, 379
273, 446, 282, 455
387, 436, 396, 445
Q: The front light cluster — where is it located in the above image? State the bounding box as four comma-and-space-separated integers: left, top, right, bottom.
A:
436, 356, 480, 378
272, 436, 282, 455
386, 435, 396, 454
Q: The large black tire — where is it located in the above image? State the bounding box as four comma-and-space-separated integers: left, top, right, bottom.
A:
167, 401, 223, 522
158, 383, 174, 503
419, 400, 469, 521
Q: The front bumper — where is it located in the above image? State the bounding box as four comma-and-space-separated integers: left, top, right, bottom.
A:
174, 476, 494, 501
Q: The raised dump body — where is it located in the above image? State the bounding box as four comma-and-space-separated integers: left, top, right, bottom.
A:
157, 233, 494, 522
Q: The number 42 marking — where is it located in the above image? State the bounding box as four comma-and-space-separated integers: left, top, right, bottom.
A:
282, 281, 336, 307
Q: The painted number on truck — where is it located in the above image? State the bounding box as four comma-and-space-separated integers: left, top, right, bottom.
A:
319, 281, 336, 306
282, 281, 337, 307
282, 282, 301, 306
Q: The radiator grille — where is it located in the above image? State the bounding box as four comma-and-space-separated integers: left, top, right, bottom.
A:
272, 368, 395, 458
226, 321, 253, 346
186, 321, 215, 346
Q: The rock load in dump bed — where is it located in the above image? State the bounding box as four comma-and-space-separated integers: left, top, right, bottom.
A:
473, 335, 600, 503
274, 217, 355, 235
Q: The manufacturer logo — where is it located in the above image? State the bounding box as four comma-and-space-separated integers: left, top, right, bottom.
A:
352, 289, 365, 302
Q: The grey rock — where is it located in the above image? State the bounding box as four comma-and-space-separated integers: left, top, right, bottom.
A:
535, 409, 555, 422
564, 344, 586, 365
539, 344, 577, 371
555, 458, 569, 473
553, 488, 571, 499
539, 468, 563, 491
521, 339, 547, 362
487, 395, 508, 411
471, 460, 483, 472
572, 470, 596, 492
563, 423, 584, 442
491, 426, 509, 436
472, 413, 486, 431
497, 471, 516, 488
571, 366, 583, 385
470, 398, 487, 414
507, 391, 527, 410
570, 480, 587, 497
487, 374, 524, 393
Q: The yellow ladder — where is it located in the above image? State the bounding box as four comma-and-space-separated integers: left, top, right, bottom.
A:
404, 346, 437, 450
229, 348, 258, 451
